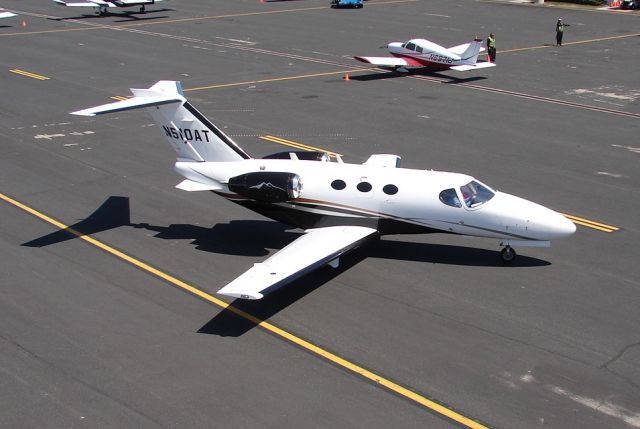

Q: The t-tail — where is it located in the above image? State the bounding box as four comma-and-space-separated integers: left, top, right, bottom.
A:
71, 81, 251, 163
459, 38, 483, 64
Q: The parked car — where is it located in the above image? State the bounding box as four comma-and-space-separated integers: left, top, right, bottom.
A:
331, 0, 364, 8
621, 0, 639, 9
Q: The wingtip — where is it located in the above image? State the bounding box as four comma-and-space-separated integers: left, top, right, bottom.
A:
70, 109, 95, 117
217, 289, 264, 300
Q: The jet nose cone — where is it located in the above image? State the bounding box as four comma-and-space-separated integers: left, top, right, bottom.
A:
534, 210, 576, 240
556, 213, 577, 238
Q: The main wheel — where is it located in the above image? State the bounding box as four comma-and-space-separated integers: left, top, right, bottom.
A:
500, 246, 516, 264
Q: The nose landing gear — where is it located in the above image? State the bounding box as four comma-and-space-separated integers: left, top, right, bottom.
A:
500, 245, 516, 264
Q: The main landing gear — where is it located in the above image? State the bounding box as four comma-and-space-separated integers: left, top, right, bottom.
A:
500, 245, 516, 264
139, 5, 146, 13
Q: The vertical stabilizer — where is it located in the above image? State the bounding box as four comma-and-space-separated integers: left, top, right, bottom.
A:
72, 80, 251, 162
459, 38, 483, 64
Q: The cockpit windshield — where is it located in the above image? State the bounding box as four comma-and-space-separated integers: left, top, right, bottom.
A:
459, 180, 495, 208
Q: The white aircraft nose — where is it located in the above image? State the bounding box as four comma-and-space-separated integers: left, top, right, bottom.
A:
486, 192, 576, 241
534, 210, 576, 240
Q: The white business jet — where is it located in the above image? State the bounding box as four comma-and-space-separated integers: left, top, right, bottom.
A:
52, 0, 166, 15
355, 37, 496, 72
71, 81, 574, 300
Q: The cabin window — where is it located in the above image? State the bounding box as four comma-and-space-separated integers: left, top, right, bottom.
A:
383, 184, 398, 195
415, 46, 423, 53
405, 42, 416, 51
357, 182, 372, 193
439, 189, 461, 208
331, 179, 346, 190
459, 180, 495, 208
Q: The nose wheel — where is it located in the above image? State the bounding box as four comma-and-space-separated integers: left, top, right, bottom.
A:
500, 246, 516, 264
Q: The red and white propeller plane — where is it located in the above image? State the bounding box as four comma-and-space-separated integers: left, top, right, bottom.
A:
71, 81, 574, 300
52, 0, 166, 15
355, 37, 496, 72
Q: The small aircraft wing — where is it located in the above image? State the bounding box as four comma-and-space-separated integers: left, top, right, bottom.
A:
0, 11, 17, 18
354, 56, 410, 67
114, 0, 165, 4
217, 225, 378, 299
450, 62, 496, 72
52, 0, 116, 7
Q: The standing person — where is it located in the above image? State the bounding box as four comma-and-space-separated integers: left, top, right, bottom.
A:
486, 32, 496, 63
556, 19, 569, 46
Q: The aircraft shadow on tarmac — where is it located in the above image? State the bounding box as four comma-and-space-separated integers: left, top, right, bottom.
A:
22, 196, 131, 248
132, 220, 301, 257
348, 70, 487, 84
21, 196, 549, 337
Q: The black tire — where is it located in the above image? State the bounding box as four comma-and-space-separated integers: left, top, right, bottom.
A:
500, 246, 516, 264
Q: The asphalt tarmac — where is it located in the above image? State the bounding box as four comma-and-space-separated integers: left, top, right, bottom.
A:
1, 0, 639, 428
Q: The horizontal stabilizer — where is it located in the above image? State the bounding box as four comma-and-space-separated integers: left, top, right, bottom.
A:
175, 179, 223, 192
70, 80, 251, 162
218, 226, 378, 299
450, 62, 496, 72
71, 96, 182, 116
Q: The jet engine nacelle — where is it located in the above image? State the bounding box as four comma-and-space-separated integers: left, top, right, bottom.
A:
228, 172, 303, 202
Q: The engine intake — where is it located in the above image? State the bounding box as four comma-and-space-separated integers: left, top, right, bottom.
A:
228, 172, 303, 202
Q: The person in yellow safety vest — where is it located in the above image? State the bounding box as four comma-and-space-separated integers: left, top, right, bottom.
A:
486, 33, 496, 63
556, 19, 569, 46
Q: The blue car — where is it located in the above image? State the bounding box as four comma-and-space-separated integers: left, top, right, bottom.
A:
331, 0, 364, 8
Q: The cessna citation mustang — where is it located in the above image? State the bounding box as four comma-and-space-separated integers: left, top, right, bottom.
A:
355, 37, 496, 72
72, 81, 574, 300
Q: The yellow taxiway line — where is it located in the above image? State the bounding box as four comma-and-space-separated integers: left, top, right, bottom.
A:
9, 69, 50, 80
183, 69, 365, 93
0, 191, 488, 429
499, 32, 640, 54
561, 213, 619, 233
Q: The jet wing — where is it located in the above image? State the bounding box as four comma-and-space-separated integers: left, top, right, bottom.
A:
450, 62, 496, 72
354, 56, 410, 67
217, 226, 378, 299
